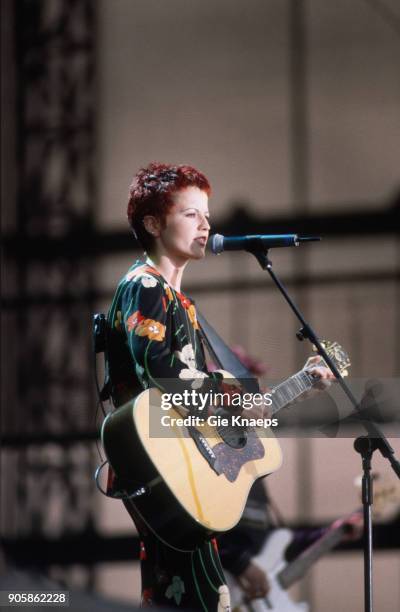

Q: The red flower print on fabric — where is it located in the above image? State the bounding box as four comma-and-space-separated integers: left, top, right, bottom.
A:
177, 292, 191, 310
126, 310, 144, 332
125, 265, 161, 281
142, 588, 154, 607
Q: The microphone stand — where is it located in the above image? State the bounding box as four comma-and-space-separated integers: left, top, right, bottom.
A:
248, 246, 400, 612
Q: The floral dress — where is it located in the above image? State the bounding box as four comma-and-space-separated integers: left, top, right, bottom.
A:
106, 260, 228, 610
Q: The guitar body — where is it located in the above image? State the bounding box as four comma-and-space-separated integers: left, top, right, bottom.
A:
101, 383, 283, 551
101, 340, 350, 552
226, 529, 309, 612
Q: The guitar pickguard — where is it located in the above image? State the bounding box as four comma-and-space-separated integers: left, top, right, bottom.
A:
212, 430, 265, 482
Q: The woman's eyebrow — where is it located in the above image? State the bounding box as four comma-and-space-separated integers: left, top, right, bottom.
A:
182, 206, 210, 215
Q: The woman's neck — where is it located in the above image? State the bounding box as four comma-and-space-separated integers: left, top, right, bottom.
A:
146, 254, 187, 292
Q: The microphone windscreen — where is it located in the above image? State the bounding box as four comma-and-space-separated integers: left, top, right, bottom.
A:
209, 234, 224, 254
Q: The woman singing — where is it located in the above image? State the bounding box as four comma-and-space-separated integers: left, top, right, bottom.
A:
106, 162, 230, 610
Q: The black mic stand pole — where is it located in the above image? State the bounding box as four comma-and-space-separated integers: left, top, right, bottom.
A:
248, 246, 400, 612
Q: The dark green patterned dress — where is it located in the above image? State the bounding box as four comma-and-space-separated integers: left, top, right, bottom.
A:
106, 259, 227, 610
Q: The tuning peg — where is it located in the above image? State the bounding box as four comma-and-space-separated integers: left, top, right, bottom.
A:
312, 340, 327, 352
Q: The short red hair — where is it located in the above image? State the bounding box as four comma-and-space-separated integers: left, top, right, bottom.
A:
127, 162, 211, 252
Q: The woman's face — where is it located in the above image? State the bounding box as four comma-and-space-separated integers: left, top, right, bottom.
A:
152, 186, 211, 263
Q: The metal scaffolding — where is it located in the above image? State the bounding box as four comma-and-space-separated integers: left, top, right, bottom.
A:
2, 0, 98, 586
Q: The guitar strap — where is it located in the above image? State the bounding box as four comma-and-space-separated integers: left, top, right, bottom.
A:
196, 310, 260, 394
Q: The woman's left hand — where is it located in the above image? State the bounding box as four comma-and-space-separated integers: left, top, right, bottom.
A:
297, 355, 338, 400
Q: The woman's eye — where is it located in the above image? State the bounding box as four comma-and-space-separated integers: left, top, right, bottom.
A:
186, 213, 196, 217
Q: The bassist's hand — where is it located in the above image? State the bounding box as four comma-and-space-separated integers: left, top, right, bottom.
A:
331, 511, 363, 541
236, 561, 270, 600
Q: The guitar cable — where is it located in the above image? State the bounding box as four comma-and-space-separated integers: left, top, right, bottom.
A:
92, 314, 152, 502
92, 313, 114, 490
93, 349, 107, 465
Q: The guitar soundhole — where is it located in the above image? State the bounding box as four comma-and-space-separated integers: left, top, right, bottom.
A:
216, 410, 247, 449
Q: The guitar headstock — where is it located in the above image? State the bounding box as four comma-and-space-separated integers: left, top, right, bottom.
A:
313, 340, 351, 377
354, 473, 400, 522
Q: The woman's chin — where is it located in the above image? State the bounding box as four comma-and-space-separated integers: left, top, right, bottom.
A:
191, 248, 206, 260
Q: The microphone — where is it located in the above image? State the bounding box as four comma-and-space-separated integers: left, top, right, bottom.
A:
210, 233, 320, 254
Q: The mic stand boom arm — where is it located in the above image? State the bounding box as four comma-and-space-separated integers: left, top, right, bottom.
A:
249, 248, 400, 612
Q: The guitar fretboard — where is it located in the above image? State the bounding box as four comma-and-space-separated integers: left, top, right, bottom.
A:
271, 370, 316, 414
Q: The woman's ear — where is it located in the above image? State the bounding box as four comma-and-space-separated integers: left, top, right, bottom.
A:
143, 215, 161, 238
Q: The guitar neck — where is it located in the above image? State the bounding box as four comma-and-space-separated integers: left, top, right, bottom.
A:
271, 369, 316, 414
278, 523, 346, 590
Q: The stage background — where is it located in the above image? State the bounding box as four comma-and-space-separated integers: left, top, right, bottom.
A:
2, 1, 399, 610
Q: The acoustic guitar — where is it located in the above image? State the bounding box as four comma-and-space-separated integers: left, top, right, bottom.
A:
101, 341, 350, 551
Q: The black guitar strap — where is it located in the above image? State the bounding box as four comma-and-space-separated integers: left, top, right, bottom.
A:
196, 310, 260, 394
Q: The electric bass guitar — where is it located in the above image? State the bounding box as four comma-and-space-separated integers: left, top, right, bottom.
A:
226, 519, 356, 612
226, 480, 399, 612
101, 342, 350, 551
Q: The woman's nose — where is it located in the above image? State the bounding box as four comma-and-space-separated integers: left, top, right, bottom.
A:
199, 214, 210, 231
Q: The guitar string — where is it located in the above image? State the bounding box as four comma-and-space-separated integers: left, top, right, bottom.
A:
271, 370, 315, 414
